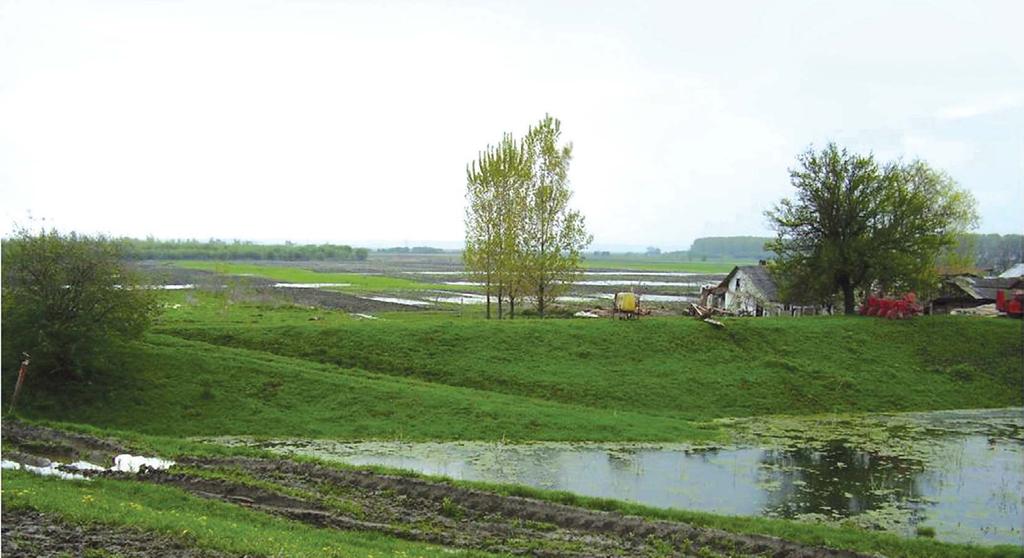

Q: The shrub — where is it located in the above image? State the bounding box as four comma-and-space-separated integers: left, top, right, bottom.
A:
2, 228, 160, 380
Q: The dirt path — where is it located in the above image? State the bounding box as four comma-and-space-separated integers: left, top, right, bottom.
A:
3, 422, 874, 558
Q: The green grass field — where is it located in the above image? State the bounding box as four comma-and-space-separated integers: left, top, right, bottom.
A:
15, 333, 714, 441
5, 268, 1023, 558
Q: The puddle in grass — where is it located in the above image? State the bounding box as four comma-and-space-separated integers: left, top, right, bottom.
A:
210, 408, 1023, 546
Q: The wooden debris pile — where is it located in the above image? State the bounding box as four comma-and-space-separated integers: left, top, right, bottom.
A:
687, 303, 732, 328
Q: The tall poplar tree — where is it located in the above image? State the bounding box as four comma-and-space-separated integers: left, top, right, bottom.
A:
522, 115, 592, 318
465, 115, 590, 319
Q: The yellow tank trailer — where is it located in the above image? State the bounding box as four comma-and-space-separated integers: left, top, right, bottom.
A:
613, 292, 640, 319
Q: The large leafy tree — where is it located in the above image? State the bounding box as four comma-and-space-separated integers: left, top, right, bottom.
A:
2, 228, 160, 380
766, 144, 978, 314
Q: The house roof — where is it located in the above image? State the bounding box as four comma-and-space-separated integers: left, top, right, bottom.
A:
719, 265, 780, 302
999, 263, 1024, 278
942, 275, 1023, 301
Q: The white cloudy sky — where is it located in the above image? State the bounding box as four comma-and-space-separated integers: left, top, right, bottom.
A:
1, 0, 1021, 250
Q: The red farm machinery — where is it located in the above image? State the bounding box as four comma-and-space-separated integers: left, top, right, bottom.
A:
996, 288, 1024, 318
860, 293, 923, 319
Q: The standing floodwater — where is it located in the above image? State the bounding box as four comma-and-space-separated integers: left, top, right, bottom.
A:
213, 408, 1023, 546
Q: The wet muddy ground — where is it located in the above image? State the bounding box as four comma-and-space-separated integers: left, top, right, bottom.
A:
136, 263, 424, 313
1, 509, 244, 558
2, 422, 871, 558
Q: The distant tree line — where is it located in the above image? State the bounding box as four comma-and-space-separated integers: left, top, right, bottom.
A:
464, 115, 592, 319
943, 233, 1022, 274
377, 246, 446, 254
688, 236, 772, 260
120, 238, 369, 261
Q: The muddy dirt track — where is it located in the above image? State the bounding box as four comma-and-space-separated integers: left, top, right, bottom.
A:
3, 422, 874, 558
2, 509, 247, 558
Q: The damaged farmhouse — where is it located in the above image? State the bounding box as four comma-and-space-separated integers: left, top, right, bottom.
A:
706, 262, 828, 317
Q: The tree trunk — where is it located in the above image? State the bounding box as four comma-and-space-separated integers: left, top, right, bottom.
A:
537, 281, 545, 318
497, 285, 504, 320
509, 296, 515, 319
840, 278, 856, 315
485, 279, 491, 319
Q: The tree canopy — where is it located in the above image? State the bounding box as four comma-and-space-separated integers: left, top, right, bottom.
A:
2, 228, 161, 379
766, 144, 978, 314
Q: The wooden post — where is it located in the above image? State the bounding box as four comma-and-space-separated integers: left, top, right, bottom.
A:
8, 353, 30, 415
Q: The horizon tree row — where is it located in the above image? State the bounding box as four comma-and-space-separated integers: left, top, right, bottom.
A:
464, 115, 592, 319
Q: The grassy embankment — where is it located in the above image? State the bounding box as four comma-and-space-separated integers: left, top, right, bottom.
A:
11, 288, 1021, 442
160, 311, 1023, 429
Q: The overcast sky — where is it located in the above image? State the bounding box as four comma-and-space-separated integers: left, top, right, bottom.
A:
2, 0, 1021, 250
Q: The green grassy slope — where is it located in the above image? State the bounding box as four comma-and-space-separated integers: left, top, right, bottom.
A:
13, 334, 713, 441
162, 316, 1023, 422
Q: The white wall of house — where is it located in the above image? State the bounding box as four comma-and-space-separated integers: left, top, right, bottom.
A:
722, 268, 776, 315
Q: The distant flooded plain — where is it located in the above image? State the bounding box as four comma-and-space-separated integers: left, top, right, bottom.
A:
211, 408, 1023, 546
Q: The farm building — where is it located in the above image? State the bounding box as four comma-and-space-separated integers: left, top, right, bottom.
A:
928, 275, 1024, 314
707, 263, 827, 316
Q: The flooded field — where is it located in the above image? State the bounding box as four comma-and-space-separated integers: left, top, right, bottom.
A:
445, 280, 702, 288
214, 408, 1023, 546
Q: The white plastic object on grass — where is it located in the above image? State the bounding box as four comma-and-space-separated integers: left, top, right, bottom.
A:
67, 460, 107, 471
2, 459, 22, 470
112, 454, 175, 473
22, 463, 88, 480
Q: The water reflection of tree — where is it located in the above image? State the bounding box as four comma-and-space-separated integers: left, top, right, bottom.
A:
760, 443, 924, 520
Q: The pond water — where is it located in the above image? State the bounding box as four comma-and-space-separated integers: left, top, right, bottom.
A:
213, 408, 1023, 546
